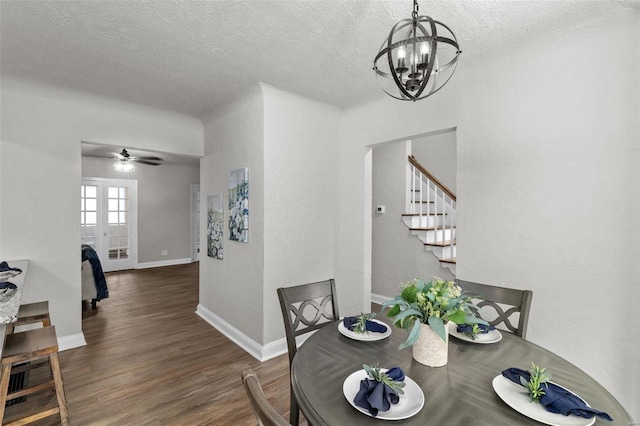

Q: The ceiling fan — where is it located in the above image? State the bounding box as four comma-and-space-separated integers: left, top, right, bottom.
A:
114, 148, 163, 166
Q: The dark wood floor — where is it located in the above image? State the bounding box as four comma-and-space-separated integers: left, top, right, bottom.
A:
4, 262, 294, 425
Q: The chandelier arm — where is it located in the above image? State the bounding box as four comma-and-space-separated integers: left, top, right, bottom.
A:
424, 60, 458, 97
413, 17, 438, 98
385, 19, 415, 100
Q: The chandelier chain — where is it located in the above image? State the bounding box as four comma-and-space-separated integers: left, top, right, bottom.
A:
412, 0, 419, 20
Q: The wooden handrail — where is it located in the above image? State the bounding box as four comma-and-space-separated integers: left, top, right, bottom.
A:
408, 155, 457, 202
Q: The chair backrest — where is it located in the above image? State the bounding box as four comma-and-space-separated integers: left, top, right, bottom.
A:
241, 369, 290, 426
455, 279, 533, 339
277, 279, 339, 366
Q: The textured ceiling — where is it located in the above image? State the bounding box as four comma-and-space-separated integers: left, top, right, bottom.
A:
1, 0, 635, 118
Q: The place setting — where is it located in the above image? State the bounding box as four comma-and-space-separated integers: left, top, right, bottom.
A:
493, 363, 613, 426
342, 363, 424, 421
447, 321, 502, 344
338, 312, 392, 341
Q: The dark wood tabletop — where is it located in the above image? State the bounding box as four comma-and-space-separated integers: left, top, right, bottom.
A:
291, 318, 632, 425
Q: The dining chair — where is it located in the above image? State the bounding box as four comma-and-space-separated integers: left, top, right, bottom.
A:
277, 279, 339, 426
455, 279, 533, 339
241, 368, 290, 426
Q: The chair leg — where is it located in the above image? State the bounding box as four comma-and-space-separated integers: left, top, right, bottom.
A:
0, 363, 12, 423
49, 353, 69, 426
290, 386, 299, 426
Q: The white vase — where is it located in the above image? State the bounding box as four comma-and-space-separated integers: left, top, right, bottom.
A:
412, 322, 449, 367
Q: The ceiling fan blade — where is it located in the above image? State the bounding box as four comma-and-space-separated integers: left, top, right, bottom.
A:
135, 159, 162, 166
137, 156, 163, 162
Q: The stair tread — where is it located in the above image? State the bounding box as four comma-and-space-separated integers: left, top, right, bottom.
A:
439, 258, 457, 264
402, 213, 446, 216
424, 240, 456, 247
409, 226, 456, 231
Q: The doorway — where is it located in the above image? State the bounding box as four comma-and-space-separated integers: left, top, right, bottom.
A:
81, 178, 138, 272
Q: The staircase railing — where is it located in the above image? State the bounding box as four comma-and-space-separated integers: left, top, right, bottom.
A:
408, 155, 456, 259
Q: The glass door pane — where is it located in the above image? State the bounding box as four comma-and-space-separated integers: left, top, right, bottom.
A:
107, 185, 130, 261
81, 184, 98, 248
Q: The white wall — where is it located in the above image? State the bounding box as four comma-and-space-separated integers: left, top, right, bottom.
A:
198, 83, 341, 351
339, 13, 639, 420
82, 156, 200, 264
199, 85, 265, 344
0, 78, 203, 347
412, 130, 457, 193
262, 84, 340, 343
372, 139, 455, 299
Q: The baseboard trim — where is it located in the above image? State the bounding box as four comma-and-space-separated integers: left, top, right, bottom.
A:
136, 258, 193, 269
372, 293, 392, 305
58, 332, 87, 352
195, 304, 288, 362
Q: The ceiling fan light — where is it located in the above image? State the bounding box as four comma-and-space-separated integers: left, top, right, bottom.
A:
114, 158, 135, 172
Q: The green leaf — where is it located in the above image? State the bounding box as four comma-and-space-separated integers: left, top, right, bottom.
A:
381, 296, 403, 309
398, 319, 422, 350
394, 308, 423, 322
386, 304, 401, 317
447, 309, 466, 324
463, 314, 489, 326
446, 297, 462, 310
427, 316, 447, 342
401, 285, 418, 303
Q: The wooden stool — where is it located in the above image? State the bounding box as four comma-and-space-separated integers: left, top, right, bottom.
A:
0, 326, 69, 426
6, 302, 50, 335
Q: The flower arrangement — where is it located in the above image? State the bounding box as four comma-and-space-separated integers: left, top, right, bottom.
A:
382, 277, 487, 349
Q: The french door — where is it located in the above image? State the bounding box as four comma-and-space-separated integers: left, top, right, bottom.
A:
81, 178, 137, 272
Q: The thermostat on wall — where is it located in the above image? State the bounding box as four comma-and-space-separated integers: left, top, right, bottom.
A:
376, 205, 385, 214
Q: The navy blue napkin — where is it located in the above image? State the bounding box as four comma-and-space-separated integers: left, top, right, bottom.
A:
502, 368, 613, 421
457, 323, 495, 334
0, 282, 17, 290
354, 367, 404, 416
343, 316, 388, 333
0, 262, 22, 274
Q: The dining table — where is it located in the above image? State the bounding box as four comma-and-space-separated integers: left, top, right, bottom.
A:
291, 316, 633, 425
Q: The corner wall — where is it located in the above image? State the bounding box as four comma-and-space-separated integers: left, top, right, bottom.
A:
262, 84, 340, 343
199, 85, 265, 346
198, 83, 341, 355
339, 11, 639, 419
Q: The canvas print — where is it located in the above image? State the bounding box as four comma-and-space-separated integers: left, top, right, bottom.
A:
229, 167, 249, 242
207, 195, 224, 259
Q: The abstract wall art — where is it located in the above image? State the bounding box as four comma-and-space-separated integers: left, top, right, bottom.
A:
207, 194, 224, 259
229, 167, 249, 242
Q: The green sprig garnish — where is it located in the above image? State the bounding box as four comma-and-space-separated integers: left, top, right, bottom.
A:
363, 364, 405, 396
461, 323, 483, 340
353, 312, 376, 334
520, 363, 551, 403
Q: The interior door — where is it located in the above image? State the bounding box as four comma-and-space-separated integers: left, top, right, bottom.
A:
191, 184, 200, 262
81, 178, 137, 272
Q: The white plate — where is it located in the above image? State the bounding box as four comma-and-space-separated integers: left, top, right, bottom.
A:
343, 369, 424, 420
338, 319, 392, 341
492, 375, 595, 426
447, 321, 502, 344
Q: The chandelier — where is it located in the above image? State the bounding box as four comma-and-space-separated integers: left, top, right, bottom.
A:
373, 0, 460, 101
